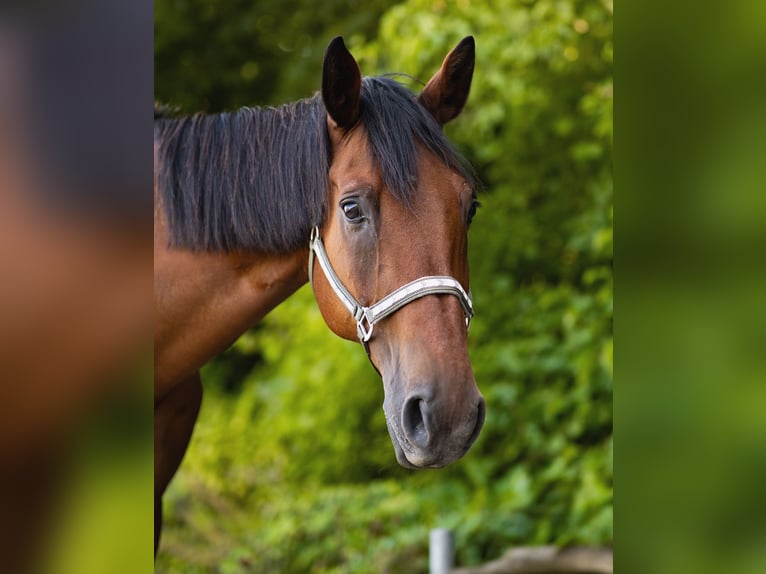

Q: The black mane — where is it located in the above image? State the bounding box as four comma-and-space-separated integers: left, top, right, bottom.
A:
154, 77, 475, 252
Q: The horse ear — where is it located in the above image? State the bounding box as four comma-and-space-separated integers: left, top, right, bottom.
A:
418, 36, 475, 125
322, 36, 362, 130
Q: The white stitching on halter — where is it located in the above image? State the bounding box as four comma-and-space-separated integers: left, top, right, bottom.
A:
308, 226, 473, 343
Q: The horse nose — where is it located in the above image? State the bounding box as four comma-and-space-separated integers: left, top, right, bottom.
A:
402, 395, 432, 449
469, 395, 486, 447
401, 392, 486, 459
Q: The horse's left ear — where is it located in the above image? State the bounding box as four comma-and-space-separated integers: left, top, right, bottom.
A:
322, 36, 362, 130
418, 36, 475, 125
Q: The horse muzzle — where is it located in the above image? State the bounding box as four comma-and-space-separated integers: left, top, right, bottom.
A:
384, 383, 485, 469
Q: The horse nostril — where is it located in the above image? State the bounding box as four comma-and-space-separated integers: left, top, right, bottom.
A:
402, 396, 430, 449
466, 396, 486, 449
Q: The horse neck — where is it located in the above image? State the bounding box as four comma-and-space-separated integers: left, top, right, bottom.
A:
154, 209, 309, 394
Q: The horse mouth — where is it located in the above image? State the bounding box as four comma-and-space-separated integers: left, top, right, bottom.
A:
391, 434, 464, 469
385, 410, 425, 469
391, 437, 448, 469
385, 412, 453, 470
392, 440, 420, 469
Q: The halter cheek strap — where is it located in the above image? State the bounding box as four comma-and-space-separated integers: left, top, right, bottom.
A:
308, 226, 474, 363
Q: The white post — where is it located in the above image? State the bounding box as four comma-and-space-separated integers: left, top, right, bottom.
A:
429, 528, 454, 574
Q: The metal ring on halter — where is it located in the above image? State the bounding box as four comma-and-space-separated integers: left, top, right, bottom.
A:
308, 226, 474, 349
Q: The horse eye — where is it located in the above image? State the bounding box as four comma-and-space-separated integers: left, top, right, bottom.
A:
342, 200, 363, 222
467, 199, 480, 225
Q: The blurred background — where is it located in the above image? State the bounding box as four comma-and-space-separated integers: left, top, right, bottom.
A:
0, 1, 152, 573
155, 0, 613, 572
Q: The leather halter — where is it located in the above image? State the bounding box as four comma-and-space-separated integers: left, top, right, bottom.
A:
308, 226, 474, 365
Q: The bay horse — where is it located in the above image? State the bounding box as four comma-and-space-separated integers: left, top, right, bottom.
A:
154, 36, 485, 551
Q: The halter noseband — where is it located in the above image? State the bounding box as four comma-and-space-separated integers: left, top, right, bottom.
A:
308, 226, 474, 362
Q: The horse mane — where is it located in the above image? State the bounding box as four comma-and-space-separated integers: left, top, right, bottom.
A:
154, 76, 475, 253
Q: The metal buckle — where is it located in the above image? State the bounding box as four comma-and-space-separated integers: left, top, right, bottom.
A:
356, 307, 374, 342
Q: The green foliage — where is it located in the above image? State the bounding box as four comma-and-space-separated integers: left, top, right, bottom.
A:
155, 0, 400, 110
156, 0, 612, 571
161, 479, 433, 573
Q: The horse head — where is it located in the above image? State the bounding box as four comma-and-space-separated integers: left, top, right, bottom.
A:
310, 37, 485, 469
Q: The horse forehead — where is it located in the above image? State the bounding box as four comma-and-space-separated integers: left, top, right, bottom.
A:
419, 150, 468, 190
408, 155, 469, 212
329, 127, 376, 176
381, 175, 465, 241
329, 125, 466, 208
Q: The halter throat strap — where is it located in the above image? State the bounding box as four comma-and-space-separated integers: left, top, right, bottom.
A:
308, 226, 474, 351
